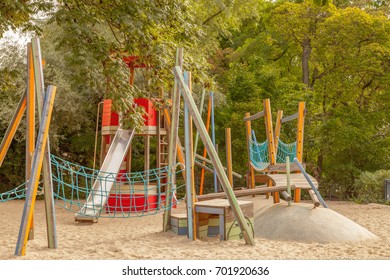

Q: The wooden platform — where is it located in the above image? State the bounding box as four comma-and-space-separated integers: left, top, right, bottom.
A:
265, 173, 318, 189
195, 199, 254, 241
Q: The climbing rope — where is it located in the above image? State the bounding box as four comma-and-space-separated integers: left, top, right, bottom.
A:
0, 155, 184, 218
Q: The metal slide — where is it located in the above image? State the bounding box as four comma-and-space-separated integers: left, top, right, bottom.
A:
75, 129, 135, 222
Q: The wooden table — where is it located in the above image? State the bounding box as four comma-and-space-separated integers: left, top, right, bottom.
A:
194, 198, 254, 241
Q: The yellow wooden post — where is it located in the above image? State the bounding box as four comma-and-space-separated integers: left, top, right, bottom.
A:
244, 113, 255, 190
264, 99, 279, 203
294, 102, 306, 202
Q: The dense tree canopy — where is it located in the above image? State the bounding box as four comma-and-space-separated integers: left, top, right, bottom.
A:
1, 0, 389, 201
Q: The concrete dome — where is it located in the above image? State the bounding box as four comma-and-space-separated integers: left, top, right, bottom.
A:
254, 202, 378, 243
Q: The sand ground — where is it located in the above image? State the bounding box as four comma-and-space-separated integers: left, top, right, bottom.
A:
0, 197, 389, 260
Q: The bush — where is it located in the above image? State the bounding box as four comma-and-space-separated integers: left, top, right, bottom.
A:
354, 170, 390, 203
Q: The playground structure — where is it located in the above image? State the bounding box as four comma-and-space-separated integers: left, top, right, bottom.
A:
0, 38, 57, 256
244, 99, 323, 208
0, 40, 334, 256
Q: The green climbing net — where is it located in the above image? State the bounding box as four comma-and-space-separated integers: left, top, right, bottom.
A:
0, 155, 184, 218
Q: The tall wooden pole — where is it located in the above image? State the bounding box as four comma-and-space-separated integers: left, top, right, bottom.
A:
264, 99, 279, 203
199, 95, 212, 195
274, 110, 283, 154
193, 88, 206, 162
174, 66, 255, 245
244, 113, 255, 190
15, 86, 56, 256
183, 71, 196, 240
162, 48, 183, 232
26, 43, 36, 240
225, 128, 233, 187
210, 92, 218, 193
31, 38, 57, 249
294, 102, 305, 202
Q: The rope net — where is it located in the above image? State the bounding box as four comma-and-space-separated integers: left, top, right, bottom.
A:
249, 138, 270, 170
1, 155, 184, 218
249, 131, 297, 170
276, 138, 297, 163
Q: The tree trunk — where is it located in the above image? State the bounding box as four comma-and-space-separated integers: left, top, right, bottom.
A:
302, 37, 311, 87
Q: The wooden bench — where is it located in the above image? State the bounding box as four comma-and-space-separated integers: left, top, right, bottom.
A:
195, 199, 254, 241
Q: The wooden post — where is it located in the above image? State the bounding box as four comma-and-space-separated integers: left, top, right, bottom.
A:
244, 113, 255, 191
210, 92, 218, 193
293, 158, 328, 208
294, 102, 305, 203
0, 94, 26, 167
183, 71, 196, 240
26, 43, 36, 241
274, 110, 283, 154
162, 47, 183, 232
286, 156, 291, 207
31, 38, 57, 249
174, 66, 255, 245
199, 94, 212, 195
15, 85, 56, 256
264, 99, 279, 203
225, 128, 233, 187
193, 88, 206, 162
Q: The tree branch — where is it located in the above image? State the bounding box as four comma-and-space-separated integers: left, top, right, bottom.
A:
203, 6, 226, 25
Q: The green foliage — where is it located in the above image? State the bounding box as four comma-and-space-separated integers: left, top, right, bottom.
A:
354, 170, 390, 203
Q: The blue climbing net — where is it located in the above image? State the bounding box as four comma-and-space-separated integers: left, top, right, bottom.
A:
0, 155, 184, 218
249, 131, 297, 170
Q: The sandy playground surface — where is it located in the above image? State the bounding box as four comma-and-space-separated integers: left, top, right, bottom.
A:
0, 197, 389, 260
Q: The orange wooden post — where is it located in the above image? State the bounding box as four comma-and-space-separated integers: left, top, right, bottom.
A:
274, 110, 283, 154
26, 43, 36, 241
264, 99, 279, 203
244, 113, 255, 190
199, 95, 212, 195
294, 102, 306, 202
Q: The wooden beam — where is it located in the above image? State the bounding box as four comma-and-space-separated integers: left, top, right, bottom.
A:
163, 47, 183, 232
281, 112, 299, 124
183, 71, 196, 240
199, 94, 212, 195
26, 43, 36, 241
294, 101, 305, 202
197, 185, 299, 201
293, 158, 328, 208
243, 111, 264, 122
244, 113, 255, 191
174, 66, 255, 246
15, 85, 56, 256
263, 99, 279, 203
0, 94, 26, 167
193, 88, 206, 161
31, 38, 57, 249
225, 128, 233, 187
194, 153, 242, 178
274, 110, 283, 151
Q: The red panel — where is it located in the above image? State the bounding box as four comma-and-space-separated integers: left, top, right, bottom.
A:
134, 98, 157, 126
102, 99, 119, 127
105, 193, 177, 213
